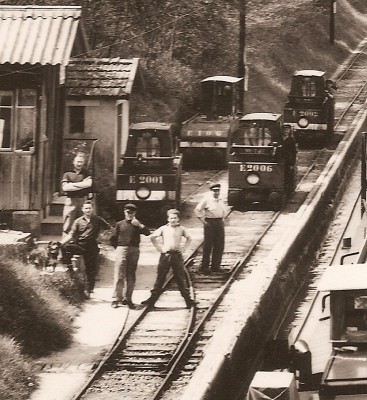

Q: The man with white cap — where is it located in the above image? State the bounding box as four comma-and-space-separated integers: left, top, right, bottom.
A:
195, 183, 227, 274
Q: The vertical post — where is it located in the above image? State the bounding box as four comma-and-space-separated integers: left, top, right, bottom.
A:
238, 3, 246, 113
361, 132, 366, 217
330, 0, 336, 45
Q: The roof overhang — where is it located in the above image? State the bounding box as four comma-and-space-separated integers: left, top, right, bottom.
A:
66, 58, 140, 97
0, 6, 87, 65
240, 113, 282, 122
130, 122, 172, 131
294, 70, 325, 77
201, 75, 243, 84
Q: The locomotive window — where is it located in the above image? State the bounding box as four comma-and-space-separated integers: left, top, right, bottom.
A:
136, 135, 161, 157
301, 80, 317, 97
237, 125, 273, 146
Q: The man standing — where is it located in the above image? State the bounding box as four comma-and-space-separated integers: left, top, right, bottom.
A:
60, 201, 109, 298
62, 152, 92, 237
195, 183, 227, 274
141, 209, 196, 309
110, 203, 150, 309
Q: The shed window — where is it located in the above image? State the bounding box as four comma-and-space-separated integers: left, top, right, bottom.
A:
69, 106, 85, 133
0, 89, 36, 151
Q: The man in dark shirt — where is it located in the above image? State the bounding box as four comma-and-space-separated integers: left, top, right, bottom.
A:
62, 152, 92, 237
110, 203, 150, 309
60, 201, 110, 298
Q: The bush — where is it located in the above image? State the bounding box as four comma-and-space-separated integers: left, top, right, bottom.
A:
0, 335, 37, 400
0, 257, 76, 357
40, 268, 87, 306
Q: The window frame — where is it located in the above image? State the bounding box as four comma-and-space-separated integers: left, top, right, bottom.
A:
0, 88, 37, 152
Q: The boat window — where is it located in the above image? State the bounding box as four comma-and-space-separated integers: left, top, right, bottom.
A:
343, 295, 367, 342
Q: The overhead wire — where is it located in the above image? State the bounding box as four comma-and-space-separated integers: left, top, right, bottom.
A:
0, 3, 208, 79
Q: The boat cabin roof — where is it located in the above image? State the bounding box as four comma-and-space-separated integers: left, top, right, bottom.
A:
318, 264, 367, 291
250, 371, 296, 388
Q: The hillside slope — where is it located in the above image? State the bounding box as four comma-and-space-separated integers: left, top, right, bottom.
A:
3, 0, 366, 120
245, 0, 367, 113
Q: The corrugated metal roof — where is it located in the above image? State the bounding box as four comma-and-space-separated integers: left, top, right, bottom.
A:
0, 6, 83, 65
66, 58, 140, 97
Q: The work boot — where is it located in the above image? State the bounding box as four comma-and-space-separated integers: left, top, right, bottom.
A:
185, 298, 198, 309
122, 298, 136, 309
111, 300, 119, 308
141, 297, 157, 307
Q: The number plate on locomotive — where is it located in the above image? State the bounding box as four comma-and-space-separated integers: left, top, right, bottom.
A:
239, 164, 273, 172
129, 175, 163, 184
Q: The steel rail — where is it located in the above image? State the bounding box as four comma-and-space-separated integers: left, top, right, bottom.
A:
272, 49, 367, 341
336, 39, 367, 84
149, 210, 281, 400
72, 256, 196, 400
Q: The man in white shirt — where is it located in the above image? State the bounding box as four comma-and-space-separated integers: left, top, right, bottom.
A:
141, 209, 196, 308
195, 183, 226, 274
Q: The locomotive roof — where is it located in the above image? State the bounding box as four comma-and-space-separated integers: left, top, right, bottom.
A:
240, 113, 282, 122
130, 122, 172, 131
294, 70, 325, 77
318, 264, 367, 291
201, 76, 243, 83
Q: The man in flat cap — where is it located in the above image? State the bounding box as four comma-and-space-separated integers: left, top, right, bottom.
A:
195, 183, 227, 274
110, 203, 150, 308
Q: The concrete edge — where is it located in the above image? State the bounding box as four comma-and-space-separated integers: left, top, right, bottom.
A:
179, 102, 367, 399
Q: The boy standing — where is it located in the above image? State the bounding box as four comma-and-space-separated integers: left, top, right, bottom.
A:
141, 209, 196, 308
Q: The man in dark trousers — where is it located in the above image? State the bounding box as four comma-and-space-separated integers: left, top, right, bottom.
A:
62, 152, 92, 237
195, 183, 227, 274
60, 200, 109, 298
110, 203, 150, 309
141, 209, 196, 309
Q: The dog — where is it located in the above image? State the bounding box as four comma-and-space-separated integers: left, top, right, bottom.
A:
47, 241, 61, 272
27, 241, 61, 272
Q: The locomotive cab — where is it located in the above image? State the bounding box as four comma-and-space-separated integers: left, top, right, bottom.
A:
228, 113, 297, 210
116, 122, 182, 216
180, 76, 243, 169
284, 70, 336, 142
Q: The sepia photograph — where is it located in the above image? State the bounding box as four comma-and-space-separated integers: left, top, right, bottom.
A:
0, 1, 367, 399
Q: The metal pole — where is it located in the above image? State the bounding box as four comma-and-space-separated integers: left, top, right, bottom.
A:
361, 132, 366, 217
330, 0, 336, 45
238, 4, 246, 113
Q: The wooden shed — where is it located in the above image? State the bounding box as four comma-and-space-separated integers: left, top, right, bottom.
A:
64, 58, 143, 213
0, 6, 88, 225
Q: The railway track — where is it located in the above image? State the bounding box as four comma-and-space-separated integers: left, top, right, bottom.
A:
72, 42, 367, 400
73, 149, 337, 400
